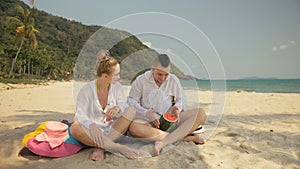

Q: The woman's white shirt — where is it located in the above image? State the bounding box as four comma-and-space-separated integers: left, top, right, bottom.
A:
74, 80, 128, 133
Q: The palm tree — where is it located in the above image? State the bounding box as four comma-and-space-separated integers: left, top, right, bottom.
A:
6, 5, 39, 78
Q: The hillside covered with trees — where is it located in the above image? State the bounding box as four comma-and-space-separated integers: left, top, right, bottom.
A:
0, 0, 186, 82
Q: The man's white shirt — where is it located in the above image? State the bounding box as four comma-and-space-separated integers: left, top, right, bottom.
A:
128, 70, 186, 120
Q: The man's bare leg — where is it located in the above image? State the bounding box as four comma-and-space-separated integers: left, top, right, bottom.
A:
129, 120, 168, 141
183, 134, 206, 144
130, 121, 205, 144
154, 108, 206, 155
108, 107, 136, 141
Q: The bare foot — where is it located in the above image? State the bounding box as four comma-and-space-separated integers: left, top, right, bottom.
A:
154, 141, 165, 156
183, 134, 205, 145
91, 148, 105, 161
118, 145, 140, 159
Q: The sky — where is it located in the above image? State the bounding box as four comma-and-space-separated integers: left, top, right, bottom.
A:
23, 0, 300, 79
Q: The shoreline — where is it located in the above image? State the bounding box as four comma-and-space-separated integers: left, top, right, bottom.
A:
3, 80, 298, 94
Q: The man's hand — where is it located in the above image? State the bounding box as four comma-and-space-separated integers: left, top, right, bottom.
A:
105, 106, 120, 121
89, 123, 105, 148
171, 106, 180, 123
146, 109, 160, 128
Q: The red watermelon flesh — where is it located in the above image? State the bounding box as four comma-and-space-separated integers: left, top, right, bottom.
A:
163, 113, 177, 122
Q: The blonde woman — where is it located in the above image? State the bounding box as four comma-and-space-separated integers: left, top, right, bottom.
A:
71, 51, 139, 161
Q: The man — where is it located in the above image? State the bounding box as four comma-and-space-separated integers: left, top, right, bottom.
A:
128, 54, 206, 156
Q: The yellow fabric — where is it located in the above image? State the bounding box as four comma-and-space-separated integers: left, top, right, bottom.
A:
22, 121, 48, 147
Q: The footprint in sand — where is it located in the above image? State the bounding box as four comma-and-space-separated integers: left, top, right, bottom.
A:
226, 132, 238, 137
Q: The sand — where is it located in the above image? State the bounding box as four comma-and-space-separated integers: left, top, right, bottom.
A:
0, 81, 299, 169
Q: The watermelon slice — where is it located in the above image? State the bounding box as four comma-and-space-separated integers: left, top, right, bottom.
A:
159, 113, 177, 131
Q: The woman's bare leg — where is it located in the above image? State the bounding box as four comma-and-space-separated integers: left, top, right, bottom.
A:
70, 122, 105, 161
91, 106, 135, 160
70, 121, 139, 160
91, 148, 105, 161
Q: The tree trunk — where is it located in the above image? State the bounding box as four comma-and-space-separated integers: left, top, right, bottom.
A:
8, 35, 25, 79
23, 59, 26, 74
28, 58, 30, 79
31, 62, 33, 77
23, 64, 26, 74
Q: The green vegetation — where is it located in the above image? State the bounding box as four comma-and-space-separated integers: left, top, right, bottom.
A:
5, 4, 39, 78
0, 0, 102, 80
0, 0, 188, 83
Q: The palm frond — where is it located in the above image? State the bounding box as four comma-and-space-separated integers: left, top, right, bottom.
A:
16, 26, 25, 34
5, 16, 22, 26
15, 5, 25, 18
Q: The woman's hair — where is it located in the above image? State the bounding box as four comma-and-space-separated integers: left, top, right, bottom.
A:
96, 50, 118, 77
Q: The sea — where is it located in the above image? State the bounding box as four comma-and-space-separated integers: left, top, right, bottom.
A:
180, 79, 300, 93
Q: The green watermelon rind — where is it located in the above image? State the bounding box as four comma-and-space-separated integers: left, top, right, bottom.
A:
159, 113, 177, 131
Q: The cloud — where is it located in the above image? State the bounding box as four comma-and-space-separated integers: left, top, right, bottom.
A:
272, 40, 296, 52
279, 44, 287, 50
289, 40, 296, 45
142, 42, 152, 48
166, 48, 172, 53
67, 18, 74, 21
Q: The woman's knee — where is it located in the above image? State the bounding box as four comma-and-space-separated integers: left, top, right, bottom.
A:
70, 121, 86, 139
70, 121, 80, 135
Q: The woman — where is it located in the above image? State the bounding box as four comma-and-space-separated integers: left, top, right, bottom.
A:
70, 51, 139, 161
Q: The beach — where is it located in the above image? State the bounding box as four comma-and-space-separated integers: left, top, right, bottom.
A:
0, 81, 299, 169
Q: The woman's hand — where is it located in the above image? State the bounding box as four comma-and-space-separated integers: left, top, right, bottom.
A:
105, 106, 120, 121
89, 123, 105, 148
